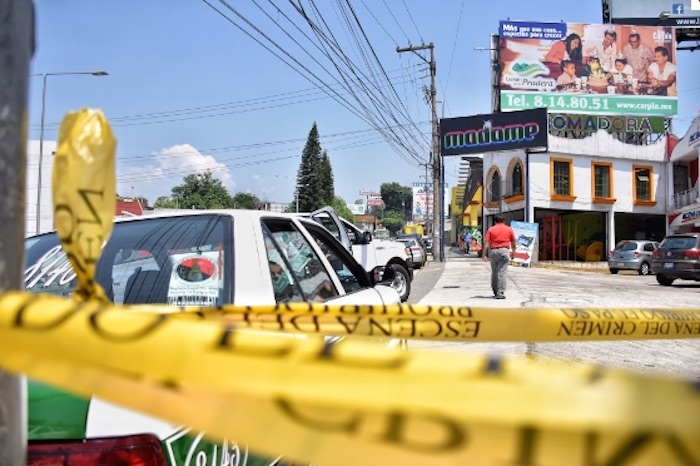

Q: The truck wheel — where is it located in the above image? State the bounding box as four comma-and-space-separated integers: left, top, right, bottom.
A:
388, 264, 411, 302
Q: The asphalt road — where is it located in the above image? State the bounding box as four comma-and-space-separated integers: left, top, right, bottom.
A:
406, 247, 700, 382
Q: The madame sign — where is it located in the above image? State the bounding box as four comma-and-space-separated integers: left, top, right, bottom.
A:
440, 108, 548, 156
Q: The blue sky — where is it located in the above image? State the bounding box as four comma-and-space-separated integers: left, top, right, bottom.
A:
29, 1, 700, 207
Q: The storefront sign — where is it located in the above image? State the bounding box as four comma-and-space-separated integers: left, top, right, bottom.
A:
548, 113, 666, 136
499, 21, 678, 117
669, 207, 700, 231
440, 108, 548, 156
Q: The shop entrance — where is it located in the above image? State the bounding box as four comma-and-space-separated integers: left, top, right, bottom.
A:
535, 209, 607, 261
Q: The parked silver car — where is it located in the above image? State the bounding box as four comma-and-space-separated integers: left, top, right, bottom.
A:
608, 239, 659, 275
396, 237, 426, 268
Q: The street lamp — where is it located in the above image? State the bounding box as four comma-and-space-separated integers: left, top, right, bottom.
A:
33, 71, 109, 235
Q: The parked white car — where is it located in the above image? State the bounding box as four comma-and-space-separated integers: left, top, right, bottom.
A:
23, 209, 401, 466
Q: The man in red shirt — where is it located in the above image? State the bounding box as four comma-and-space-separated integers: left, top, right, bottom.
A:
482, 214, 516, 299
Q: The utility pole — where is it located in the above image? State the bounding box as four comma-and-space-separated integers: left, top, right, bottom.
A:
0, 0, 34, 464
396, 43, 442, 262
424, 163, 430, 230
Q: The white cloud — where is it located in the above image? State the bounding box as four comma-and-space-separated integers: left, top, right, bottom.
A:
118, 143, 236, 203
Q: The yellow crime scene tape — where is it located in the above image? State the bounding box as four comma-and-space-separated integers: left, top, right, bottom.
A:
51, 108, 116, 302
3, 293, 700, 342
1, 293, 699, 465
1, 108, 698, 465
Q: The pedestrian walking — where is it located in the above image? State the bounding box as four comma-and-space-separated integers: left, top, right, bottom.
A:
464, 230, 472, 254
482, 214, 516, 299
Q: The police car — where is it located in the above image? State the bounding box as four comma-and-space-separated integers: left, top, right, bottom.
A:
24, 209, 400, 465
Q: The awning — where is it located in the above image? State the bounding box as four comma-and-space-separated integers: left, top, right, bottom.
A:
669, 206, 700, 229
670, 115, 700, 162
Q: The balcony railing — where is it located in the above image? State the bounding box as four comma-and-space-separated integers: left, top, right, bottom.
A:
672, 185, 700, 210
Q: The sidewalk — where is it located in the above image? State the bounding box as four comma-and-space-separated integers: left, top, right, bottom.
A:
418, 249, 526, 307
410, 246, 700, 381
413, 248, 528, 355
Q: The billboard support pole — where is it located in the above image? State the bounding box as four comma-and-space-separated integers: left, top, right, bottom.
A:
0, 0, 34, 464
491, 34, 500, 113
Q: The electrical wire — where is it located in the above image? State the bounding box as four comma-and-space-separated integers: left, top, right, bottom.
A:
203, 0, 430, 167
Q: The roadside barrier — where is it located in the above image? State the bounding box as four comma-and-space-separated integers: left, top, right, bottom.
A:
2, 109, 697, 465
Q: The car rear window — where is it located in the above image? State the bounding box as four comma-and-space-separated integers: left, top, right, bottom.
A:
660, 236, 699, 249
616, 241, 638, 251
24, 215, 229, 306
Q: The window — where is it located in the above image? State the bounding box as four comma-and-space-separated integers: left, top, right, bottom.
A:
550, 158, 575, 200
633, 165, 655, 205
511, 161, 523, 196
592, 162, 614, 203
304, 223, 370, 294
263, 219, 339, 303
487, 168, 501, 202
23, 215, 228, 306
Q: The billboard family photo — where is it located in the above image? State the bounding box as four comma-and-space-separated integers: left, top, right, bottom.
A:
499, 21, 678, 116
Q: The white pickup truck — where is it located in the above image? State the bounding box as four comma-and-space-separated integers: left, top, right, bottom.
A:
305, 207, 414, 301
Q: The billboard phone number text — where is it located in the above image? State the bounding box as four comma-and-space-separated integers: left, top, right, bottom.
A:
501, 92, 677, 117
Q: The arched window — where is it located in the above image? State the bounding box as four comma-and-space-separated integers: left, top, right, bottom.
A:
509, 160, 524, 197
487, 168, 501, 202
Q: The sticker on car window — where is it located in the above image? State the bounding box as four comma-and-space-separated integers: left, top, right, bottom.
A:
24, 245, 77, 290
168, 252, 221, 306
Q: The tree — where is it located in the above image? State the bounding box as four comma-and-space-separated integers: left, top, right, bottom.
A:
153, 196, 178, 209
170, 171, 232, 209
380, 182, 412, 221
331, 196, 354, 223
231, 192, 261, 209
380, 209, 405, 235
297, 123, 324, 211
318, 149, 334, 206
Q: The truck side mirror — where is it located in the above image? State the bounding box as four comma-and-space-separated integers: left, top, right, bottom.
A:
363, 231, 372, 243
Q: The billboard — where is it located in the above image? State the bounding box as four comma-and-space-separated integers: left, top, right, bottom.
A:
603, 0, 700, 46
499, 21, 678, 116
412, 183, 432, 223
440, 108, 548, 156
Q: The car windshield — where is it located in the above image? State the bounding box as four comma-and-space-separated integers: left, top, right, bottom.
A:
24, 215, 229, 306
374, 229, 390, 240
660, 236, 698, 249
397, 239, 414, 247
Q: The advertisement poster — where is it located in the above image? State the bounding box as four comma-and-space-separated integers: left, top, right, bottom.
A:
511, 221, 539, 266
412, 183, 432, 222
499, 21, 678, 116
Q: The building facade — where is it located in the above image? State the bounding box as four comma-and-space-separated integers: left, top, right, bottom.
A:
479, 121, 669, 262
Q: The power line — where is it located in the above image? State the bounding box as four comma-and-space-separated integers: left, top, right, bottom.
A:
203, 0, 429, 166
